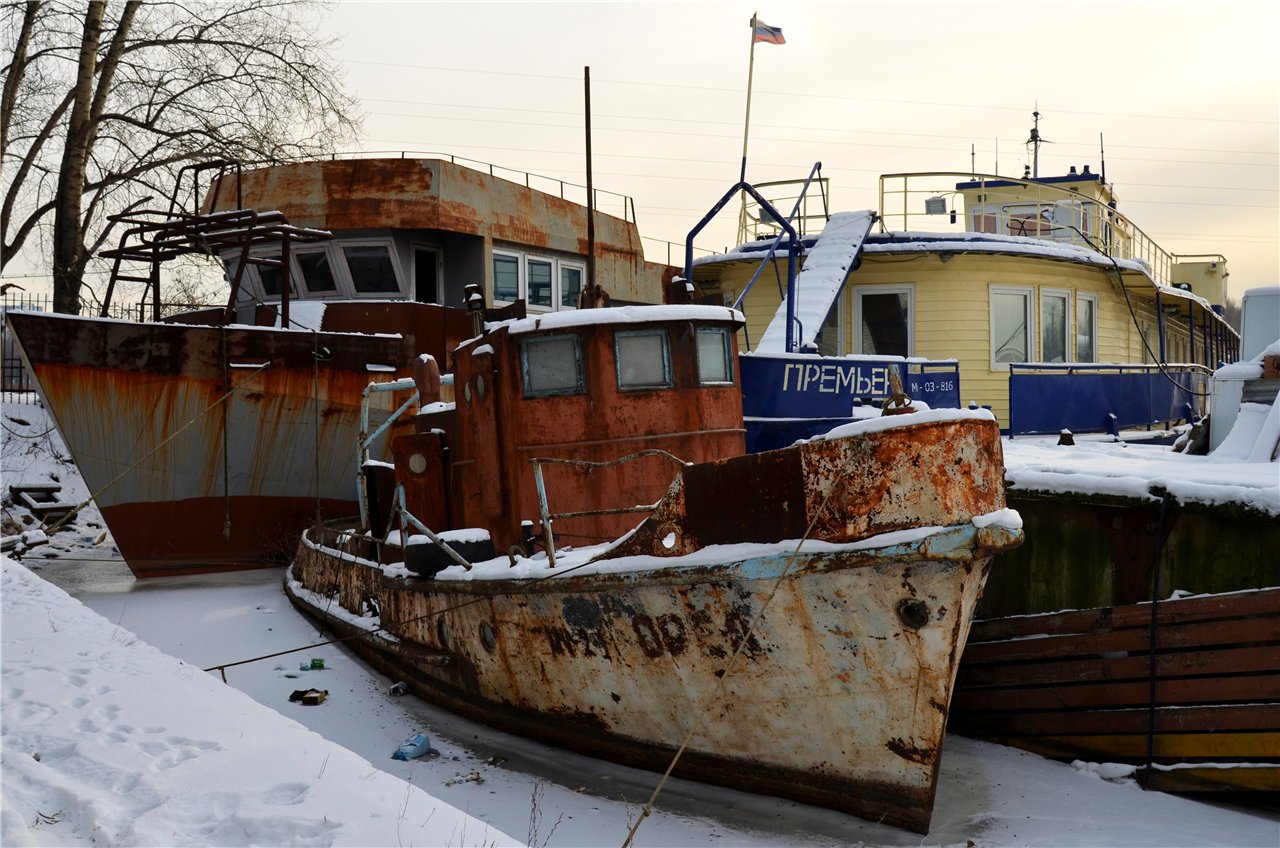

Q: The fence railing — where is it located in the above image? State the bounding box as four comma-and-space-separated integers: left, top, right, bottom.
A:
1007, 362, 1212, 437
878, 172, 1179, 288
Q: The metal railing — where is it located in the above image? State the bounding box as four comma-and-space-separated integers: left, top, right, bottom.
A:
878, 172, 1183, 287
737, 175, 831, 245
530, 449, 691, 567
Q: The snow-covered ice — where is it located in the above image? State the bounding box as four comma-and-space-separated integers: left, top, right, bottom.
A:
4, 396, 1278, 847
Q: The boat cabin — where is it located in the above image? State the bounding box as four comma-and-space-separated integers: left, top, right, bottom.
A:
385, 305, 746, 562
691, 165, 1240, 436
202, 157, 675, 323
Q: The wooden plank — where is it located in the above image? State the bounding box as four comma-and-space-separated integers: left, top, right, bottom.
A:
967, 731, 1280, 762
961, 615, 1280, 664
953, 703, 1280, 738
970, 588, 1280, 643
1140, 765, 1280, 793
956, 644, 1278, 688
952, 672, 1280, 713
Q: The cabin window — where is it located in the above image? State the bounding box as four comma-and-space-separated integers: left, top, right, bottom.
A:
492, 248, 586, 311
853, 286, 913, 357
522, 334, 584, 397
1040, 289, 1070, 363
493, 252, 521, 303
256, 254, 286, 297
561, 264, 583, 309
990, 286, 1034, 368
1076, 294, 1097, 362
615, 330, 672, 390
343, 244, 400, 294
696, 327, 733, 384
527, 258, 554, 308
297, 250, 337, 293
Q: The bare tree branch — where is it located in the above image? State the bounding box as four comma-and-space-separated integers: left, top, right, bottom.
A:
3, 0, 360, 311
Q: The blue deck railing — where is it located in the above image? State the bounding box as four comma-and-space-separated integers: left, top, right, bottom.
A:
1007, 363, 1211, 437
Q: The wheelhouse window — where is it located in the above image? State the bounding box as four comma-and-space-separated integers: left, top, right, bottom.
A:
991, 286, 1034, 368
561, 264, 583, 309
492, 248, 584, 311
527, 257, 553, 308
615, 330, 672, 390
696, 327, 733, 384
493, 252, 521, 303
256, 255, 286, 297
522, 335, 584, 397
297, 250, 337, 293
343, 244, 399, 294
854, 286, 913, 357
1076, 293, 1097, 362
1040, 289, 1069, 363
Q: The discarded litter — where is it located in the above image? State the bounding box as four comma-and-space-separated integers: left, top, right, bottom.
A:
309, 657, 325, 670
288, 688, 328, 706
389, 681, 409, 696
391, 732, 438, 761
444, 771, 484, 786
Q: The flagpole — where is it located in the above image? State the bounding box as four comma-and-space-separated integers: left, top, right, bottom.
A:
737, 13, 758, 244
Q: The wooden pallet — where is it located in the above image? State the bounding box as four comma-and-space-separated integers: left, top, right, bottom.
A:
951, 586, 1280, 792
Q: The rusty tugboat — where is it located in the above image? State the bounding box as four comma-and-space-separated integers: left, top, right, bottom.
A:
286, 254, 1024, 831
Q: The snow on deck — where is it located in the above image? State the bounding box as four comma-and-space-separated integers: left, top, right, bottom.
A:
755, 211, 875, 353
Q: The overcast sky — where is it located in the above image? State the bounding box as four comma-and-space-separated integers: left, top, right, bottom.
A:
326, 0, 1278, 302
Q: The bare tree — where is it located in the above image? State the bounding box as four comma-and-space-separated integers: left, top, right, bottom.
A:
1, 0, 360, 313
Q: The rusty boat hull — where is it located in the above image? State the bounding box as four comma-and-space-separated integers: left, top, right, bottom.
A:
7, 306, 467, 577
286, 414, 1023, 832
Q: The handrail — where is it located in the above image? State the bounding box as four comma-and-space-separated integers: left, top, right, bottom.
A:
878, 171, 1183, 287
235, 149, 638, 225
529, 449, 691, 567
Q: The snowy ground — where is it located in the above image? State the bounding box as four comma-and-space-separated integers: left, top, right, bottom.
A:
3, 395, 1278, 847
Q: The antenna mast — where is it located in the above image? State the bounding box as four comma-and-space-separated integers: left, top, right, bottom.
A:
1027, 108, 1042, 179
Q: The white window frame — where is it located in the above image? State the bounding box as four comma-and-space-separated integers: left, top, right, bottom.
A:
1076, 292, 1098, 363
338, 239, 404, 298
492, 249, 523, 305
558, 260, 585, 311
1039, 288, 1071, 364
524, 253, 556, 311
990, 285, 1035, 370
852, 284, 915, 357
226, 249, 299, 301
491, 247, 586, 312
294, 247, 341, 297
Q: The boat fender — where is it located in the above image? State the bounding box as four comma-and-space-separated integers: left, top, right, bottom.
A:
391, 732, 438, 761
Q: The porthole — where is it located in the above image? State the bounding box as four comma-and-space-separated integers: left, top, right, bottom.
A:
463, 381, 473, 404
479, 621, 497, 653
897, 598, 930, 630
408, 453, 428, 475
476, 373, 487, 400
436, 617, 448, 648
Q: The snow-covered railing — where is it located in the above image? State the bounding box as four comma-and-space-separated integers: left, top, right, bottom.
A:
878, 172, 1179, 287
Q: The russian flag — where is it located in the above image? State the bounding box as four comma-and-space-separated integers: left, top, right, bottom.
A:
752, 18, 785, 45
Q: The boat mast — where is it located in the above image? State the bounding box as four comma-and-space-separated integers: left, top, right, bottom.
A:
1028, 108, 1042, 179
584, 66, 596, 296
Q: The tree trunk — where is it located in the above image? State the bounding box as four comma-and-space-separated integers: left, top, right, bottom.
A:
51, 1, 105, 315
